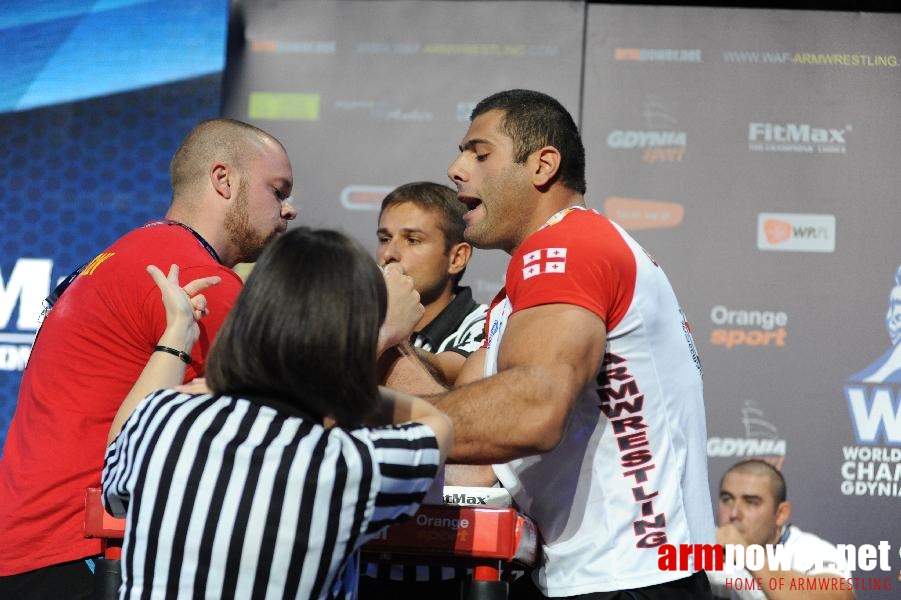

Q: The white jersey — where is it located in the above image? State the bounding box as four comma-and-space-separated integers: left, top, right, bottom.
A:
486, 207, 714, 596
707, 525, 854, 599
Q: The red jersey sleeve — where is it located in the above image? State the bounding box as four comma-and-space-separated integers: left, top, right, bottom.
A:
506, 210, 636, 332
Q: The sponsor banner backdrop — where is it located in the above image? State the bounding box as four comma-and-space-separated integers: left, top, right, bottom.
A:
221, 0, 586, 304
583, 6, 901, 594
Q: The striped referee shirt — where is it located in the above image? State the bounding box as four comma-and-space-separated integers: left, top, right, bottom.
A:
362, 286, 487, 585
409, 286, 487, 357
103, 390, 441, 600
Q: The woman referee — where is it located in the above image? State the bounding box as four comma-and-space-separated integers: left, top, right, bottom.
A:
102, 228, 452, 599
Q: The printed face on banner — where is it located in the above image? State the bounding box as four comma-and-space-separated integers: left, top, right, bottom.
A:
841, 265, 901, 499
887, 270, 901, 346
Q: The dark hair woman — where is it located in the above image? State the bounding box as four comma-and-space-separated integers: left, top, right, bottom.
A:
103, 227, 452, 600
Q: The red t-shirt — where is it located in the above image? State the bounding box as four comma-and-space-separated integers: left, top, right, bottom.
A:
0, 222, 243, 575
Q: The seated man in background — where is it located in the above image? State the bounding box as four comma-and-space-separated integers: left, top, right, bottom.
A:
376, 181, 487, 385
362, 181, 489, 599
709, 459, 854, 600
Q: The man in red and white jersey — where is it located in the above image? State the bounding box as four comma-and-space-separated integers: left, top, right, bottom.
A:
419, 89, 716, 598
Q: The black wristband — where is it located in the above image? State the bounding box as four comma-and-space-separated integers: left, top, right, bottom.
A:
154, 345, 192, 365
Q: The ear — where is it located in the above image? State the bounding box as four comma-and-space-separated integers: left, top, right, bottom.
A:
210, 162, 233, 200
529, 146, 561, 187
447, 242, 471, 276
775, 500, 792, 528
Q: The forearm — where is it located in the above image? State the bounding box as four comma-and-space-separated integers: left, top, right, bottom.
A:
445, 464, 498, 486
370, 386, 439, 424
108, 323, 194, 443
417, 348, 466, 386
433, 362, 578, 464
379, 344, 448, 395
370, 386, 453, 463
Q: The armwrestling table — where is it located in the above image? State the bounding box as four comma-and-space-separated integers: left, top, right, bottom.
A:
84, 486, 538, 600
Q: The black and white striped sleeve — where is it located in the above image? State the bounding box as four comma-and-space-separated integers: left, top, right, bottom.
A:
101, 388, 191, 517
356, 422, 441, 536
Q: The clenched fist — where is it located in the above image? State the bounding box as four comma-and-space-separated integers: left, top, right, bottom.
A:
378, 263, 424, 354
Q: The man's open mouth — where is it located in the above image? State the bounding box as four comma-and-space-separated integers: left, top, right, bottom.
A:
459, 195, 482, 211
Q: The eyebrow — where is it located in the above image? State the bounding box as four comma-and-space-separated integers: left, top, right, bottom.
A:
377, 227, 427, 236
459, 138, 493, 153
720, 490, 763, 503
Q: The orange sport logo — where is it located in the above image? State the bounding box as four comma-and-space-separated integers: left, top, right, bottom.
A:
708, 304, 788, 349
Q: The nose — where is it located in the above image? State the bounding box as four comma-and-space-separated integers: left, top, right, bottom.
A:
447, 154, 467, 186
282, 199, 297, 221
379, 238, 400, 266
728, 503, 741, 522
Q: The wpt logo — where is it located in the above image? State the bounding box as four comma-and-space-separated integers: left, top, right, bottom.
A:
757, 213, 835, 253
845, 266, 901, 445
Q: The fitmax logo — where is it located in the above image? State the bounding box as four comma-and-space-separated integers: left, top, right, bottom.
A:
748, 122, 849, 154
443, 493, 488, 505
749, 122, 847, 144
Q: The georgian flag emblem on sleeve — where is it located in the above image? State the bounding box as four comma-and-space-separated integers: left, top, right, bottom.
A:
522, 247, 568, 280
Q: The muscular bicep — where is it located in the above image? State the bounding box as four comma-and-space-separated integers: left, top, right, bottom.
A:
429, 350, 467, 385
498, 303, 607, 430
433, 304, 607, 462
455, 347, 487, 386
